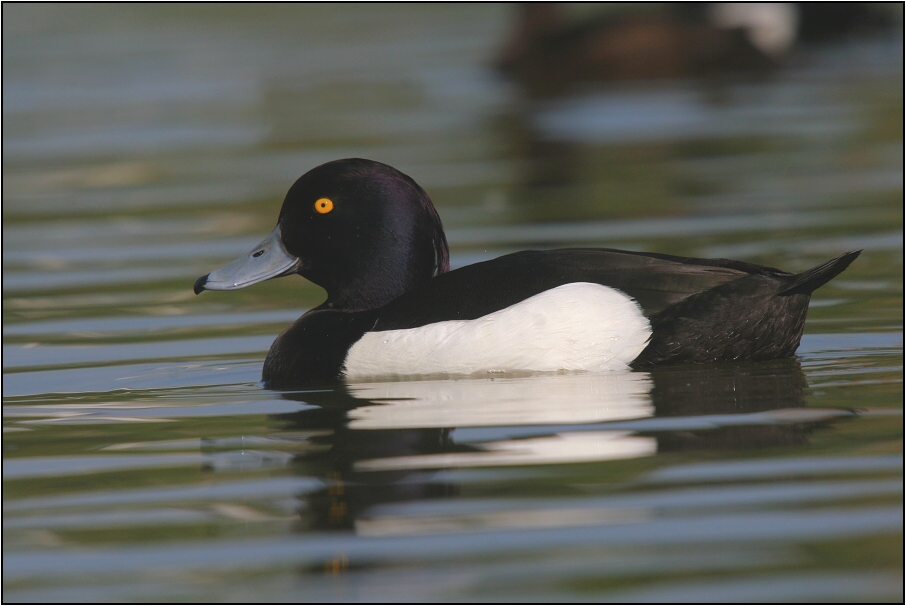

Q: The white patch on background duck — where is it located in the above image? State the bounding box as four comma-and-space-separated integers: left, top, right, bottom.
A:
343, 282, 652, 379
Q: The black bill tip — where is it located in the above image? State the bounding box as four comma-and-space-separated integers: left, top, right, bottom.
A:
193, 274, 208, 295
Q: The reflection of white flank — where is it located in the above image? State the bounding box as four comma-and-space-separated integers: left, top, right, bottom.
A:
356, 505, 646, 537
346, 372, 654, 430
344, 283, 651, 379
355, 430, 656, 472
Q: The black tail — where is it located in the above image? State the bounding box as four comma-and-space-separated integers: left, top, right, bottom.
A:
778, 250, 862, 296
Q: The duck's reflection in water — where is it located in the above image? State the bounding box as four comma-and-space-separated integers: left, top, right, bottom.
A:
650, 359, 812, 451
276, 359, 825, 533
275, 390, 460, 531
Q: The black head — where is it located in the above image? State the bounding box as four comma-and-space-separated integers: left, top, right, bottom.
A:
280, 159, 449, 310
195, 159, 449, 311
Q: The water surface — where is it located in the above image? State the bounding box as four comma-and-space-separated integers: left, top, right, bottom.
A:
3, 5, 903, 602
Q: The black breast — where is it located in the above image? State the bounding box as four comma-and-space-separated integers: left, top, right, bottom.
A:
263, 309, 378, 389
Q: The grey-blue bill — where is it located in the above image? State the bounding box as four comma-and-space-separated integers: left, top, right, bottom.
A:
194, 225, 300, 294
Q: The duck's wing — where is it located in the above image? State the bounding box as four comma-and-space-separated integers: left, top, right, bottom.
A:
373, 248, 780, 330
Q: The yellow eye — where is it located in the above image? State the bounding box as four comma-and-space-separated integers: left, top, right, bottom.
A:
314, 198, 334, 214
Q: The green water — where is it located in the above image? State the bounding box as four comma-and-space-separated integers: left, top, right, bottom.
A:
3, 5, 903, 602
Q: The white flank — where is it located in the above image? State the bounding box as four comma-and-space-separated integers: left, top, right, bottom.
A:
343, 282, 652, 379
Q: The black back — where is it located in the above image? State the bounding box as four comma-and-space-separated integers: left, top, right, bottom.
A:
372, 248, 762, 330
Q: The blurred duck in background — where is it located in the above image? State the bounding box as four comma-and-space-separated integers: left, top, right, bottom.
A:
498, 2, 897, 96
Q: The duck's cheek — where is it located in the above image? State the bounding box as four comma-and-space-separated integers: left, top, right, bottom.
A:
342, 282, 652, 379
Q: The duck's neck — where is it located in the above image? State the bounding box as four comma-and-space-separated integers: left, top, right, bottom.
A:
320, 232, 449, 312
322, 272, 414, 312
